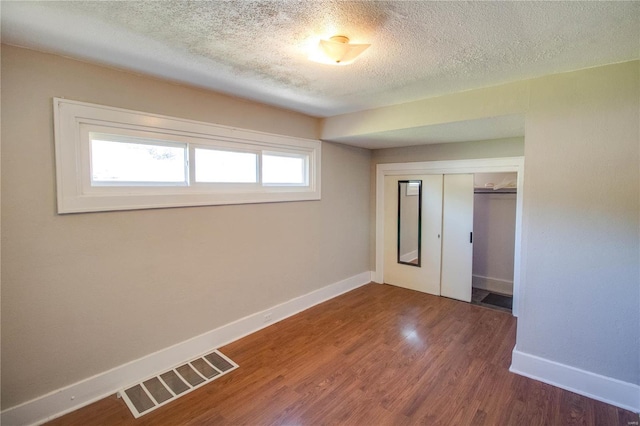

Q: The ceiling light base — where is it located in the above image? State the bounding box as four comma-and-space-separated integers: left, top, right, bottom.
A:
311, 35, 371, 66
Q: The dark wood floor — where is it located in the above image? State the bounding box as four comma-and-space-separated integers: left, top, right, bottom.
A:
47, 284, 636, 425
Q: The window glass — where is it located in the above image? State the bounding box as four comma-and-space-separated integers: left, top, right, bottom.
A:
91, 137, 186, 184
262, 153, 306, 184
195, 148, 257, 183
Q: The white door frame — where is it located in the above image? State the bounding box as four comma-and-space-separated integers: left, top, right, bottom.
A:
375, 157, 525, 317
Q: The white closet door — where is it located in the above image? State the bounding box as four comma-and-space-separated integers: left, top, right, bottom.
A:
384, 175, 443, 295
440, 174, 474, 302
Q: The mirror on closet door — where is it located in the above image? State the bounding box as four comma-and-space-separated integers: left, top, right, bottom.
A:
397, 180, 422, 267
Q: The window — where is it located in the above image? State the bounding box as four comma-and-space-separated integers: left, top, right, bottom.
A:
262, 153, 307, 185
194, 148, 257, 183
54, 98, 321, 213
90, 134, 188, 186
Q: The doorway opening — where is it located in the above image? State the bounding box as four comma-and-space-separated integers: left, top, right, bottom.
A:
471, 172, 517, 313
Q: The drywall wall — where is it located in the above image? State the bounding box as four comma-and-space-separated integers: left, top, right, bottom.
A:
472, 191, 517, 294
321, 80, 529, 141
0, 45, 371, 409
519, 61, 639, 385
372, 137, 524, 164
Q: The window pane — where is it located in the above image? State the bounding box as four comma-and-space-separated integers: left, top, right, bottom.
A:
91, 138, 186, 184
262, 154, 306, 184
195, 149, 257, 183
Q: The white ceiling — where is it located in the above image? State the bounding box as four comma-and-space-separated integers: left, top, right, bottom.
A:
2, 1, 639, 147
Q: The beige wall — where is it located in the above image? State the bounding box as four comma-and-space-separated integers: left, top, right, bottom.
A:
321, 81, 529, 141
518, 61, 639, 384
472, 192, 517, 285
372, 137, 524, 164
0, 46, 371, 408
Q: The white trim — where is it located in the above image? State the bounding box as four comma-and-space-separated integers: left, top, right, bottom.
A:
0, 271, 372, 426
399, 250, 419, 263
54, 98, 321, 213
472, 275, 513, 296
374, 157, 525, 317
510, 348, 640, 413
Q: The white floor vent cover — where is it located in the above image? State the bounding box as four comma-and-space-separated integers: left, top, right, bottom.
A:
119, 350, 238, 418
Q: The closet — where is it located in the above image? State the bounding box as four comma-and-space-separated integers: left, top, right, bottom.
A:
383, 174, 474, 302
376, 158, 523, 315
383, 172, 517, 310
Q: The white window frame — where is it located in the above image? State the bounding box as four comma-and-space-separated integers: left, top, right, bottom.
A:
54, 98, 321, 213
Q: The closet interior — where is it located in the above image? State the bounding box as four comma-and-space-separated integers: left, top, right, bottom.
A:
471, 172, 517, 313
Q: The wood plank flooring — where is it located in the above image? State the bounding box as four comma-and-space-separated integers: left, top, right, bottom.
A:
46, 284, 637, 425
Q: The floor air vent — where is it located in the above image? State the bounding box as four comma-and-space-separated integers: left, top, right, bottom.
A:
119, 350, 238, 418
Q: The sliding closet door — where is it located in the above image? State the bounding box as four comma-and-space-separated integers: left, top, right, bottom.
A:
440, 174, 474, 302
383, 175, 443, 295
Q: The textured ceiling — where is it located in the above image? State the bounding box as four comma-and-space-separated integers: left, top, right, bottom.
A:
2, 1, 639, 146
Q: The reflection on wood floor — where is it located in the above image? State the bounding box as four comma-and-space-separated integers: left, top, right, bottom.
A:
47, 283, 635, 426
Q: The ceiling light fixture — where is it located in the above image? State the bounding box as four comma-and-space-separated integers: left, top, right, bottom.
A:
311, 35, 371, 65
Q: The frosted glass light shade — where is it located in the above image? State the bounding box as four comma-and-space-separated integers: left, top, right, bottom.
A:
315, 35, 370, 65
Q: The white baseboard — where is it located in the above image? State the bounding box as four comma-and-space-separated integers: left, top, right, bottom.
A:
472, 274, 513, 295
399, 250, 418, 263
1, 271, 373, 426
510, 347, 640, 413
